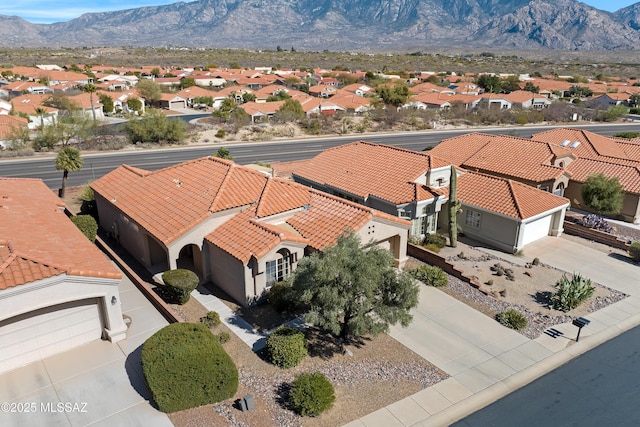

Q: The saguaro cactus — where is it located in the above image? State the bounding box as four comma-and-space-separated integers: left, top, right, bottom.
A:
448, 165, 461, 247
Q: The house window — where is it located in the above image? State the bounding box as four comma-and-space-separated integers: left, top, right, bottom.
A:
411, 205, 435, 236
265, 250, 291, 287
465, 210, 481, 228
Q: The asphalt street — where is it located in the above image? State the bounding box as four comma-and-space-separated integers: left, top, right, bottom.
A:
453, 324, 640, 427
1, 122, 639, 189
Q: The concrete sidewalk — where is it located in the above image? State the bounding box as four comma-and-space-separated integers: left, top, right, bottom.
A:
345, 236, 640, 427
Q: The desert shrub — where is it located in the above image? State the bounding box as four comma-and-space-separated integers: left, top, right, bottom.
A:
423, 243, 441, 253
266, 326, 308, 368
70, 215, 98, 243
551, 273, 595, 312
215, 129, 226, 139
290, 372, 335, 417
496, 308, 528, 330
141, 323, 238, 413
200, 311, 221, 328
216, 331, 230, 344
409, 265, 448, 287
79, 184, 98, 217
629, 242, 640, 262
579, 214, 613, 233
162, 269, 199, 305
267, 281, 297, 313
423, 233, 447, 248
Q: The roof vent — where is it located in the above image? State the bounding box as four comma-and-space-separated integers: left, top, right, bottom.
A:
570, 141, 581, 148
560, 140, 571, 147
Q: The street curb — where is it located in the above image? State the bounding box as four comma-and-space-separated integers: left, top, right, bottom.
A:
421, 312, 640, 426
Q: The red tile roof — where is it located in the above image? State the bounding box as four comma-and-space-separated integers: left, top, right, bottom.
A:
92, 157, 268, 245
92, 157, 410, 260
458, 173, 569, 220
0, 178, 121, 290
432, 133, 570, 182
292, 141, 450, 204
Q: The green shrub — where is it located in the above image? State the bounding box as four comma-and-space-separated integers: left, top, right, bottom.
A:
424, 233, 447, 248
200, 311, 221, 328
409, 265, 448, 287
551, 273, 595, 312
162, 269, 199, 305
266, 326, 308, 368
423, 243, 441, 253
70, 215, 98, 243
79, 185, 97, 217
267, 281, 297, 313
629, 242, 640, 262
216, 331, 231, 344
141, 323, 238, 413
290, 372, 335, 417
496, 308, 528, 330
215, 129, 226, 139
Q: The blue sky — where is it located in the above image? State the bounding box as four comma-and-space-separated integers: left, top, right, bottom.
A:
0, 0, 637, 24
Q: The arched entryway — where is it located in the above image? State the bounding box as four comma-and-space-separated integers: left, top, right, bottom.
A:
265, 249, 292, 287
177, 244, 203, 280
554, 182, 565, 196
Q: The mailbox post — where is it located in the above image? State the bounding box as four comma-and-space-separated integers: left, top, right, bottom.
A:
572, 317, 590, 342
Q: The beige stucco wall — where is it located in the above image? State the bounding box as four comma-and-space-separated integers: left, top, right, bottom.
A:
355, 218, 409, 266
206, 240, 306, 307
0, 274, 127, 343
456, 205, 520, 253
565, 182, 640, 223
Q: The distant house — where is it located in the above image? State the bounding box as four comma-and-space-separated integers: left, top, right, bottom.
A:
587, 92, 632, 110
0, 178, 127, 375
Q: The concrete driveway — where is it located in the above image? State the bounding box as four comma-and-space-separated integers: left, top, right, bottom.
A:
346, 234, 640, 427
0, 269, 173, 427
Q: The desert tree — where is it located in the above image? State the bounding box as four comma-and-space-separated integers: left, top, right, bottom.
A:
582, 173, 624, 215
290, 231, 419, 343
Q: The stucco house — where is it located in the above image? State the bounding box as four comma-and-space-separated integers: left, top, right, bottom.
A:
532, 128, 640, 224
0, 178, 127, 375
287, 141, 569, 253
90, 157, 410, 307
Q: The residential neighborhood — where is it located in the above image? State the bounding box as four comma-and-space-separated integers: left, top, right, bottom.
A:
2, 57, 640, 427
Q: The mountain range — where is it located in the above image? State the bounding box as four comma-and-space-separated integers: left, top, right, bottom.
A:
1, 0, 640, 51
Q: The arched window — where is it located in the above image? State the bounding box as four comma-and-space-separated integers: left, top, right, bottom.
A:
265, 249, 292, 287
554, 182, 565, 196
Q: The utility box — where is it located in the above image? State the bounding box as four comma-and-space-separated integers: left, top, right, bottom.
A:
244, 394, 255, 411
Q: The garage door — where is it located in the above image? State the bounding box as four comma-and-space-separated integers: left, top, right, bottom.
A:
0, 299, 103, 374
521, 214, 553, 246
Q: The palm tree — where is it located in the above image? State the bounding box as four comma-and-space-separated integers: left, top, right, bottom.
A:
34, 106, 47, 135
55, 147, 83, 198
84, 83, 97, 122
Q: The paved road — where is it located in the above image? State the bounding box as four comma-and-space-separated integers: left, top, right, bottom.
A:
1, 123, 639, 189
452, 324, 640, 427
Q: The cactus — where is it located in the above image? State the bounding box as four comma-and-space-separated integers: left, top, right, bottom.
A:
448, 165, 460, 248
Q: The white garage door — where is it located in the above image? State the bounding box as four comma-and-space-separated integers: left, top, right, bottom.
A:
522, 214, 553, 246
0, 299, 103, 374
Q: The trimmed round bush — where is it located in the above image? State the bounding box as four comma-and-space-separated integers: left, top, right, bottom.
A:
216, 331, 231, 344
162, 269, 198, 304
290, 372, 335, 417
266, 326, 308, 368
496, 308, 528, 331
409, 265, 448, 287
70, 214, 98, 243
141, 323, 238, 413
629, 242, 640, 263
200, 311, 221, 328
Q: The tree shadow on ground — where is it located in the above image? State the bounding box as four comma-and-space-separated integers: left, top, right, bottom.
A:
532, 291, 553, 309
608, 252, 636, 266
275, 382, 293, 412
305, 327, 371, 360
